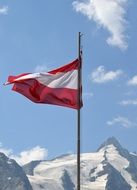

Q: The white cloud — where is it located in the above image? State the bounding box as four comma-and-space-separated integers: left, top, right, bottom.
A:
73, 0, 128, 50
34, 65, 49, 72
0, 143, 13, 156
12, 146, 48, 165
0, 6, 9, 15
127, 76, 137, 86
0, 144, 48, 166
90, 66, 123, 83
83, 92, 93, 98
125, 90, 135, 96
107, 116, 136, 128
120, 99, 137, 106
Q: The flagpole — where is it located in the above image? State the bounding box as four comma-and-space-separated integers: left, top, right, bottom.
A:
77, 32, 82, 190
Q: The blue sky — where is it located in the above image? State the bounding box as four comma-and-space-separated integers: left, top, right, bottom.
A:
0, 0, 137, 164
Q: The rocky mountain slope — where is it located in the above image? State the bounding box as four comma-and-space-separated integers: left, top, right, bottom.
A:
23, 137, 137, 190
0, 137, 137, 190
0, 152, 32, 190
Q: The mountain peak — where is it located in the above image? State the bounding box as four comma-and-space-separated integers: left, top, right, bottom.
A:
97, 137, 130, 161
98, 137, 122, 151
104, 137, 121, 146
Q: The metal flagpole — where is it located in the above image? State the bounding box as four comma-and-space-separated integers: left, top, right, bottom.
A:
77, 32, 82, 190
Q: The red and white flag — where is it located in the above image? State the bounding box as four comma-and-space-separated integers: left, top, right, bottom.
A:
5, 59, 82, 109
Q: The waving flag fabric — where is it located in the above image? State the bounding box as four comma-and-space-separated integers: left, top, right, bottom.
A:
5, 59, 82, 109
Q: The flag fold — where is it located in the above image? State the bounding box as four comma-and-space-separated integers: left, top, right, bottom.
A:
5, 59, 82, 109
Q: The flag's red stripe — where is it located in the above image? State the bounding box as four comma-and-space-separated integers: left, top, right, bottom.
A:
48, 59, 80, 74
8, 73, 30, 84
7, 59, 80, 84
12, 78, 82, 109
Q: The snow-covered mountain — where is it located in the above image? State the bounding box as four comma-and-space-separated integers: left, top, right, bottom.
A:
22, 137, 137, 190
0, 137, 137, 190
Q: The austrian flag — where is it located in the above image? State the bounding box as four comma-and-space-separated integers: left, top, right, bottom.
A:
5, 59, 82, 109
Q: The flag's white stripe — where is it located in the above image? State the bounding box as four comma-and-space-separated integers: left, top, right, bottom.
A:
14, 70, 78, 89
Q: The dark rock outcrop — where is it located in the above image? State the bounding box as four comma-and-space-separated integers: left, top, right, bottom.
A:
0, 153, 32, 190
